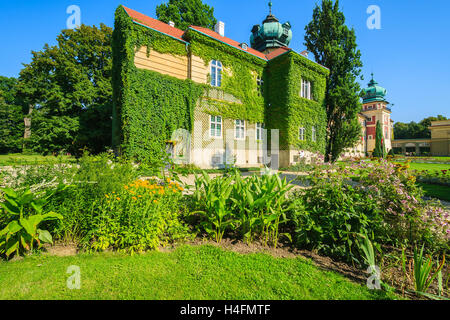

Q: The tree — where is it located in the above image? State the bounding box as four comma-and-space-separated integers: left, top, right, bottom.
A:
0, 76, 25, 154
304, 0, 363, 162
17, 24, 113, 155
394, 115, 448, 139
156, 0, 217, 30
373, 121, 384, 158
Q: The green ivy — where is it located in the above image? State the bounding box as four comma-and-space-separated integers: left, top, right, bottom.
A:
112, 4, 329, 162
112, 6, 202, 162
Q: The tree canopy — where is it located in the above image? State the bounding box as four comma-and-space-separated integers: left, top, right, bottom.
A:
394, 115, 448, 139
156, 0, 217, 31
304, 0, 363, 162
17, 24, 113, 155
0, 77, 25, 154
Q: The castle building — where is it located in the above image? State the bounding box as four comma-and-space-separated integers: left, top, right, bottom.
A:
112, 4, 329, 168
346, 75, 394, 157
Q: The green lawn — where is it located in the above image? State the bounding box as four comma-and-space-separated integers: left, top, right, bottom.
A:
0, 153, 75, 166
0, 245, 396, 300
398, 162, 450, 172
418, 183, 450, 202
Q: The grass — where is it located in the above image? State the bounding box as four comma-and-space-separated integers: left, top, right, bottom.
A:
0, 245, 397, 300
398, 162, 450, 172
0, 153, 75, 166
418, 183, 450, 202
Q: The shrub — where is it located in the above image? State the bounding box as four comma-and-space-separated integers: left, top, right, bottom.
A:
86, 178, 191, 253
191, 170, 292, 247
0, 186, 65, 259
288, 159, 449, 262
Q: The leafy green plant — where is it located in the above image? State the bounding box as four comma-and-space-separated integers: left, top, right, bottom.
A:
192, 172, 234, 243
412, 245, 445, 293
0, 186, 65, 258
191, 170, 292, 246
358, 234, 378, 268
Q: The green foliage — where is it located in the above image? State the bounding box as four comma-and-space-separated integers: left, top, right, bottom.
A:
373, 121, 385, 158
266, 52, 328, 151
0, 77, 25, 154
413, 245, 445, 293
394, 115, 447, 139
156, 0, 218, 31
112, 6, 203, 163
87, 178, 191, 254
289, 159, 449, 262
113, 5, 329, 162
0, 186, 65, 258
304, 0, 363, 162
191, 170, 292, 247
17, 24, 113, 155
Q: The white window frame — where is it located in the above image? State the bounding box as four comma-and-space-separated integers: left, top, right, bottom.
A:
235, 119, 245, 140
299, 127, 305, 141
210, 115, 222, 139
312, 126, 317, 142
301, 79, 312, 100
256, 122, 264, 141
210, 60, 222, 87
256, 76, 264, 97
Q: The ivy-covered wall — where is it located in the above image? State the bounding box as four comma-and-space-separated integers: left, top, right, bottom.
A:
112, 6, 202, 161
184, 29, 266, 123
112, 5, 329, 163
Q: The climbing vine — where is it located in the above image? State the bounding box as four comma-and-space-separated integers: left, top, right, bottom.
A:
112, 4, 329, 162
112, 6, 202, 162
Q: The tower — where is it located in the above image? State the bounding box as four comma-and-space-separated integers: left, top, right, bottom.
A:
361, 74, 393, 154
250, 2, 292, 54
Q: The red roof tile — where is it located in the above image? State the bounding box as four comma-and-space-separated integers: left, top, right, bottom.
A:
122, 6, 186, 42
188, 26, 267, 60
265, 47, 292, 60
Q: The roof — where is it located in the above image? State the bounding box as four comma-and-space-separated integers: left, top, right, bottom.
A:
122, 6, 186, 43
121, 6, 324, 66
265, 47, 292, 60
188, 26, 267, 60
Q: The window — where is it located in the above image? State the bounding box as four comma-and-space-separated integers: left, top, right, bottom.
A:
312, 126, 316, 142
257, 76, 264, 96
299, 127, 305, 141
301, 79, 312, 100
235, 120, 245, 140
210, 115, 222, 138
210, 60, 222, 87
384, 127, 388, 139
256, 123, 264, 140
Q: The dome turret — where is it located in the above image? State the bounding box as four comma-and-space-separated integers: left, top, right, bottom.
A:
250, 2, 292, 53
362, 73, 387, 104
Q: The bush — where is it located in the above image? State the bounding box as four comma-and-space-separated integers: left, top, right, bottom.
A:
190, 170, 292, 247
288, 159, 449, 263
86, 178, 191, 253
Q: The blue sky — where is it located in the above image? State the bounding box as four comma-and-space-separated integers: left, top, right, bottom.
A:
0, 0, 449, 123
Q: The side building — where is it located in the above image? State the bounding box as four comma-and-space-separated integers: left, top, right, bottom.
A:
112, 4, 329, 168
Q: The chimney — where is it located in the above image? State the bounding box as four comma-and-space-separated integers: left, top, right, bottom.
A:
300, 50, 309, 58
168, 21, 175, 27
215, 21, 225, 37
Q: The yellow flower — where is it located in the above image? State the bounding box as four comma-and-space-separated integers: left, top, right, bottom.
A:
153, 200, 158, 204
116, 197, 121, 201
105, 194, 109, 198
132, 196, 137, 201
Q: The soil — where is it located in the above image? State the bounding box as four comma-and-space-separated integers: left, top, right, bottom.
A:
43, 242, 78, 257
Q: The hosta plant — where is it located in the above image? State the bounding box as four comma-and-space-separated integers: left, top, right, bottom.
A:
0, 186, 65, 259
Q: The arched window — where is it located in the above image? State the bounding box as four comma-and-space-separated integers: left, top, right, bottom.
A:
211, 60, 222, 87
